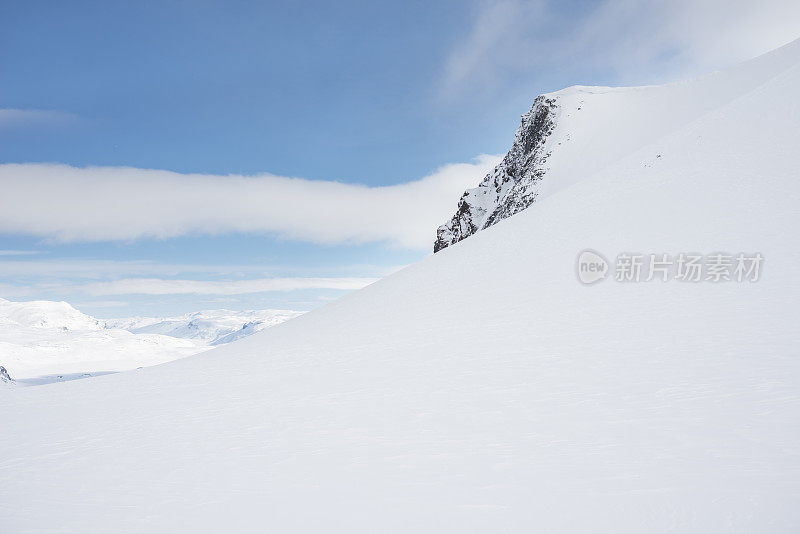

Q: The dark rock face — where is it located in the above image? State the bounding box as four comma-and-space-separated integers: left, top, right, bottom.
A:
434, 95, 559, 252
0, 365, 13, 383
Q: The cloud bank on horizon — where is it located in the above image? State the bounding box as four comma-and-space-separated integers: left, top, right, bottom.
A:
0, 156, 500, 251
0, 276, 379, 298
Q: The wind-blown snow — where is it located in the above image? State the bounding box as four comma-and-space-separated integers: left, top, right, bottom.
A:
2, 39, 800, 532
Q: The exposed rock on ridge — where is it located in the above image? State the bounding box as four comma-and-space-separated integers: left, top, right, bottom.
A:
434, 95, 558, 252
0, 366, 13, 384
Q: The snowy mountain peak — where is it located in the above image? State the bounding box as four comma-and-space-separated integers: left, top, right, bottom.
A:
0, 298, 101, 331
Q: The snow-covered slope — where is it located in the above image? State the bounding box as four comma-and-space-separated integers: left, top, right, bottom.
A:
106, 309, 303, 345
0, 300, 301, 380
435, 35, 800, 251
2, 40, 800, 532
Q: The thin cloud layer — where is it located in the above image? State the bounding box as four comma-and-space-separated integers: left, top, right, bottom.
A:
0, 250, 41, 256
78, 277, 379, 296
0, 276, 379, 298
0, 109, 79, 130
0, 156, 501, 250
0, 258, 404, 280
442, 0, 800, 98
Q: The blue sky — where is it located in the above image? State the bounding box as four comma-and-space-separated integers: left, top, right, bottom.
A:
1, 0, 798, 317
2, 0, 493, 180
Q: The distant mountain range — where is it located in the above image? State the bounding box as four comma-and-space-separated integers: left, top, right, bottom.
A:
0, 298, 301, 381
105, 308, 303, 346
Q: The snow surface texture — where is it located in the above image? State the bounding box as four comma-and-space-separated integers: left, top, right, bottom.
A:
2, 39, 800, 532
435, 35, 800, 251
0, 299, 301, 380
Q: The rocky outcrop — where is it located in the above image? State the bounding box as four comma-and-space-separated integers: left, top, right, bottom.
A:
0, 366, 13, 384
434, 95, 559, 252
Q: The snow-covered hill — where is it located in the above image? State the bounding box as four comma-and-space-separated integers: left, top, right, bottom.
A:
0, 299, 301, 380
2, 39, 800, 532
0, 298, 102, 331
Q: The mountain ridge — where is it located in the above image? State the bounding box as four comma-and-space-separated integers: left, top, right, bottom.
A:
435, 37, 800, 251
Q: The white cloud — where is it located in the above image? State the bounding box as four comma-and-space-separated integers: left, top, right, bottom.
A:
0, 276, 377, 297
0, 250, 41, 256
71, 300, 130, 308
442, 0, 800, 97
0, 156, 500, 251
0, 258, 402, 280
442, 0, 549, 96
67, 277, 378, 296
0, 109, 79, 130
0, 259, 266, 279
